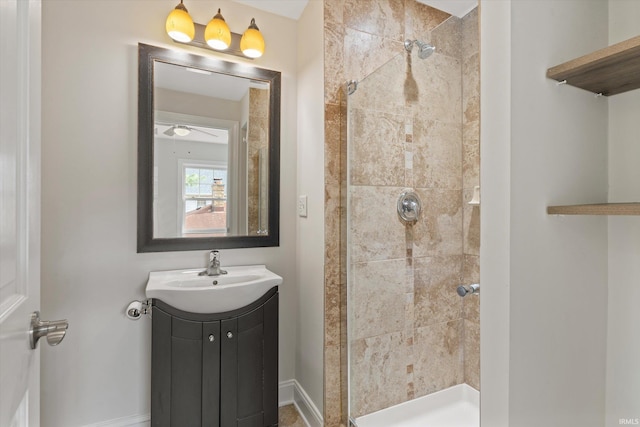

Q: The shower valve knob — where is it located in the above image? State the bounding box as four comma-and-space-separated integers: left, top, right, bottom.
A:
457, 284, 480, 297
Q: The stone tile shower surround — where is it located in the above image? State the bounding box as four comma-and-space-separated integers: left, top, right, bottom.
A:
322, 1, 479, 424
347, 52, 465, 417
461, 8, 480, 392
247, 87, 269, 235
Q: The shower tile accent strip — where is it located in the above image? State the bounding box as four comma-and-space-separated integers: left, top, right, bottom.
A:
323, 0, 480, 424
405, 118, 414, 187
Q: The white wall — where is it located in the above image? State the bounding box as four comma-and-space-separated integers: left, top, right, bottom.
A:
479, 0, 511, 424
295, 0, 325, 417
606, 1, 640, 425
482, 1, 609, 425
155, 87, 243, 121
40, 1, 298, 425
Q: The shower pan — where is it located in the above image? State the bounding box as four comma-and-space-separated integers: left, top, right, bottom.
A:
346, 9, 480, 426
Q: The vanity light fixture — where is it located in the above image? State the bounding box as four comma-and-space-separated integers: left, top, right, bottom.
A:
164, 4, 266, 59
204, 8, 231, 50
165, 0, 195, 43
240, 18, 265, 58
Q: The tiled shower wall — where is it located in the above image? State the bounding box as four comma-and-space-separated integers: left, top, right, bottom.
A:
247, 87, 269, 235
323, 1, 479, 424
461, 8, 480, 393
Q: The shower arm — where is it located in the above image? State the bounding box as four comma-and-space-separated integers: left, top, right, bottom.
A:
404, 39, 417, 52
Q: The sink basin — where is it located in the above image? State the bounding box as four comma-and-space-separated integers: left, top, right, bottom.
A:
145, 265, 282, 313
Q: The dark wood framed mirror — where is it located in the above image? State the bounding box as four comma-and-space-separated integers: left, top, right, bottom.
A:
138, 43, 280, 252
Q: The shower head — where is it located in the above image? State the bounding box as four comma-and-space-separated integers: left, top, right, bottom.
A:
404, 39, 436, 59
416, 41, 436, 59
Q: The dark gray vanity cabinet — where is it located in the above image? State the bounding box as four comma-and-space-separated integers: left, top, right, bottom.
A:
151, 287, 278, 427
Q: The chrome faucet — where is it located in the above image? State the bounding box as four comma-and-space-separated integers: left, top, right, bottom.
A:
199, 250, 228, 276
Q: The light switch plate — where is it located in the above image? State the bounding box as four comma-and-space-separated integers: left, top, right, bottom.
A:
298, 195, 308, 217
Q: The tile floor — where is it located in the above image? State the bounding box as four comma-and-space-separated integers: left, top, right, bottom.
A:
279, 404, 307, 427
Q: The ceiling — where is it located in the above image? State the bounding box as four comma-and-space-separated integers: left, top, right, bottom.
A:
232, 0, 478, 20
418, 0, 478, 18
232, 0, 310, 20
155, 61, 251, 101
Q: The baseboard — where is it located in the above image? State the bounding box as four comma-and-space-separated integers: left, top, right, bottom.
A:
279, 379, 297, 405
83, 414, 150, 427
84, 380, 322, 427
279, 379, 324, 427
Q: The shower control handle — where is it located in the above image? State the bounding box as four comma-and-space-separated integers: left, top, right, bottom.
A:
397, 189, 422, 223
457, 284, 480, 297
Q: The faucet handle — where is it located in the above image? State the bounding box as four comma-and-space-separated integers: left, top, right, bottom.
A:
210, 250, 219, 261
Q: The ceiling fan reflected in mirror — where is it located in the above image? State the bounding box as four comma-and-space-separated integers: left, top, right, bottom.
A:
162, 124, 219, 138
165, 124, 190, 136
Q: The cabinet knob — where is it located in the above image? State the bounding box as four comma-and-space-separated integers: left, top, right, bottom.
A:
208, 334, 215, 342
227, 331, 233, 339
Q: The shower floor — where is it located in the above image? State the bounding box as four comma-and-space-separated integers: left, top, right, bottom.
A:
354, 384, 479, 427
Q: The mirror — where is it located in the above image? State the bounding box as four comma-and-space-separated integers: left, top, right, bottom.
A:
138, 44, 280, 252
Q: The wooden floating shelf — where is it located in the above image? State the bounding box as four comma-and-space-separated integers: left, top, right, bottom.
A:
547, 203, 640, 216
547, 35, 640, 96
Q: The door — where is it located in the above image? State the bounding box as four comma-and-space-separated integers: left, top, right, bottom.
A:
0, 0, 41, 425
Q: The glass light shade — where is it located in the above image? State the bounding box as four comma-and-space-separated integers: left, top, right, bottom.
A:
173, 126, 190, 136
165, 3, 195, 43
205, 9, 231, 50
240, 18, 264, 58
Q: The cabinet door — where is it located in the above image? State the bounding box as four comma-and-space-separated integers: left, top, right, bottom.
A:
170, 316, 204, 426
262, 293, 278, 426
152, 309, 203, 426
151, 308, 171, 427
202, 321, 221, 426
152, 308, 221, 427
220, 317, 238, 427
220, 294, 278, 427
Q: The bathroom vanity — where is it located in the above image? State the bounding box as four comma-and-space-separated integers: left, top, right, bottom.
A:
149, 283, 279, 426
